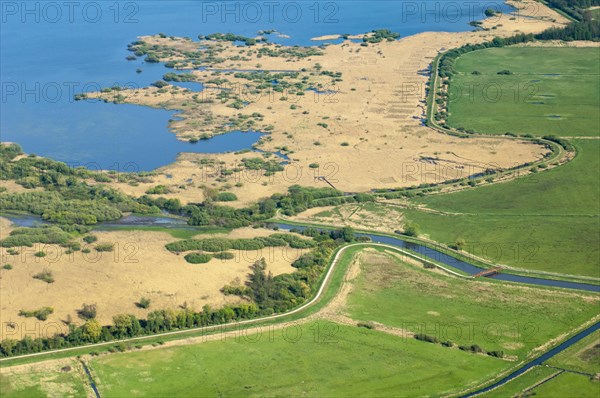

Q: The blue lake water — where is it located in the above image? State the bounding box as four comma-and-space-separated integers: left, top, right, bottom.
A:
1, 1, 513, 171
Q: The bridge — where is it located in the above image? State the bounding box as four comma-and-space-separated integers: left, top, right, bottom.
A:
472, 267, 503, 278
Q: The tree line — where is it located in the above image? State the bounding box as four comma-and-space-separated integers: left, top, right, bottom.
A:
0, 227, 364, 357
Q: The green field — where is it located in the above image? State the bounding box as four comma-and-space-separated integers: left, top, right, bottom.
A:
88, 320, 507, 397
446, 47, 600, 137
0, 363, 88, 398
345, 250, 599, 360
547, 330, 600, 375
532, 371, 599, 397
479, 366, 559, 398
406, 139, 600, 277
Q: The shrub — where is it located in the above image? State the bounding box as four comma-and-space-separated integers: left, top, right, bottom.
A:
78, 303, 97, 320
213, 252, 235, 260
151, 80, 168, 88
488, 350, 504, 358
145, 185, 170, 195
0, 226, 72, 248
309, 163, 319, 169
34, 251, 46, 257
414, 334, 439, 344
95, 243, 114, 252
2, 264, 13, 270
402, 221, 420, 237
357, 322, 375, 329
33, 270, 54, 283
137, 297, 151, 309
19, 307, 54, 321
184, 253, 213, 264
216, 192, 238, 202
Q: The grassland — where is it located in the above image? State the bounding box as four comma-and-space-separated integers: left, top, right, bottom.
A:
345, 250, 599, 360
0, 360, 88, 397
406, 139, 599, 277
0, 244, 597, 396
87, 320, 508, 397
547, 330, 600, 374
446, 47, 600, 137
479, 366, 559, 397
532, 371, 599, 397
478, 328, 599, 397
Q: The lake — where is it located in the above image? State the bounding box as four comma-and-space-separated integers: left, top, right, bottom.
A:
0, 1, 513, 171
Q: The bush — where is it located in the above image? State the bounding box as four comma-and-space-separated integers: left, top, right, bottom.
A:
414, 333, 439, 344
357, 322, 375, 329
487, 350, 504, 358
402, 221, 420, 237
309, 163, 319, 169
216, 192, 238, 202
95, 243, 114, 252
34, 251, 46, 257
19, 307, 54, 321
184, 253, 213, 264
33, 270, 54, 283
137, 297, 151, 309
78, 303, 97, 320
146, 185, 170, 195
213, 252, 235, 260
2, 264, 13, 270
0, 226, 72, 248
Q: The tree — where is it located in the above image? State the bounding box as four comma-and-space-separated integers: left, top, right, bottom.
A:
81, 319, 102, 342
0, 339, 17, 356
403, 221, 420, 237
455, 237, 466, 251
113, 314, 133, 338
341, 226, 355, 242
484, 8, 496, 17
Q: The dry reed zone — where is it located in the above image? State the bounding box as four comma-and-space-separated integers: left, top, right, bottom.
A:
83, 0, 566, 207
0, 221, 303, 339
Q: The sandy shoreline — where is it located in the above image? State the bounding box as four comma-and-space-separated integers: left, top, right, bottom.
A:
81, 0, 568, 207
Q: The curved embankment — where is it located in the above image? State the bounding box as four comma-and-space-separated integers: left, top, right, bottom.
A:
0, 242, 402, 363
1, 236, 598, 396
274, 222, 600, 292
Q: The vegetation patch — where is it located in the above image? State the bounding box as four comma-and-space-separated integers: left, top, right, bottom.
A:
183, 252, 213, 264
19, 307, 54, 321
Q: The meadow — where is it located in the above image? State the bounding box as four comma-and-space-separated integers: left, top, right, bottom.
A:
0, 244, 597, 397
546, 329, 600, 374
477, 323, 599, 396
446, 47, 600, 137
0, 361, 88, 398
344, 250, 599, 360
406, 139, 599, 277
85, 320, 507, 398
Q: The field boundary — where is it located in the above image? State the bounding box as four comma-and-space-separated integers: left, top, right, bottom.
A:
0, 242, 460, 366
272, 219, 600, 284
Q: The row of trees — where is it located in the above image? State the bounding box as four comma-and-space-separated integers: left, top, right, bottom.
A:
0, 227, 361, 357
0, 303, 259, 357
